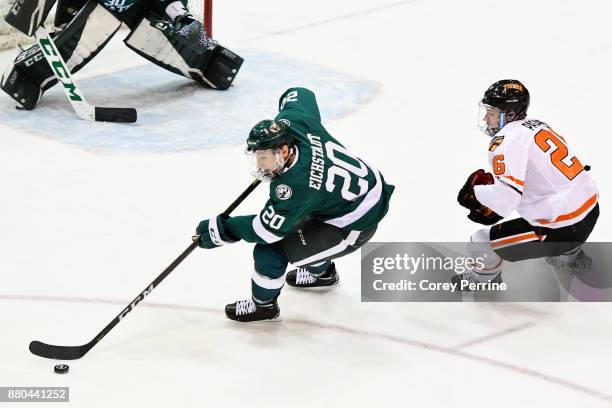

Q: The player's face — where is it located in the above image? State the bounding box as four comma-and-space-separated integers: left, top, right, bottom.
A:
255, 149, 279, 172
478, 102, 502, 136
484, 107, 500, 127
247, 148, 286, 181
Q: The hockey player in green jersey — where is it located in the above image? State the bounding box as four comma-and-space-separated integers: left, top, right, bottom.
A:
196, 87, 394, 322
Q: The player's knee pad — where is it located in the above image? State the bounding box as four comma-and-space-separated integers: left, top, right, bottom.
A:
470, 228, 490, 243
0, 1, 121, 110
468, 228, 502, 271
124, 14, 243, 90
253, 243, 288, 280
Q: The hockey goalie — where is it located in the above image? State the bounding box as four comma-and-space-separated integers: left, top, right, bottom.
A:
1, 0, 243, 110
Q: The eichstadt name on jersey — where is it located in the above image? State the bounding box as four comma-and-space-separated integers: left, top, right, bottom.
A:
307, 134, 325, 190
224, 87, 394, 245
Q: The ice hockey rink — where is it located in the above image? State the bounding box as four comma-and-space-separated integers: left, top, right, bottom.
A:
1, 0, 612, 406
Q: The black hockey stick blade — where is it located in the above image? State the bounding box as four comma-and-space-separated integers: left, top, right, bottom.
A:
29, 340, 92, 360
94, 107, 137, 123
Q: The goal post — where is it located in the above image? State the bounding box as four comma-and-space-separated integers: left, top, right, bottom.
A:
203, 0, 212, 38
187, 0, 213, 37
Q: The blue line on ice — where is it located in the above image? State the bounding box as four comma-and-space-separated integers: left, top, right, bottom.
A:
0, 49, 377, 153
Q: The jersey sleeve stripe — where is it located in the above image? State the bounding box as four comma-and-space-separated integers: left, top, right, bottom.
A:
252, 214, 284, 243
536, 193, 598, 226
209, 216, 234, 246
498, 175, 525, 187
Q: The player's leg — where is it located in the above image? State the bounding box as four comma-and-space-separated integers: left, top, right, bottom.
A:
224, 242, 285, 323
225, 220, 377, 322
1, 1, 122, 110
452, 217, 546, 289
543, 203, 599, 270
282, 220, 377, 288
454, 204, 599, 288
492, 204, 598, 263
452, 227, 506, 288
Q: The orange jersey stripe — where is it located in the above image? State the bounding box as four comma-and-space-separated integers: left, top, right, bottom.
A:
537, 194, 598, 225
491, 232, 539, 249
499, 175, 525, 187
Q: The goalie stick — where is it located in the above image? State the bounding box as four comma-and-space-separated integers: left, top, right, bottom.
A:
34, 26, 137, 123
29, 179, 262, 360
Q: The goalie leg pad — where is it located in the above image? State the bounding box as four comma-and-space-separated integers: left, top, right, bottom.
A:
124, 14, 243, 90
0, 1, 121, 110
4, 0, 57, 36
1, 62, 43, 110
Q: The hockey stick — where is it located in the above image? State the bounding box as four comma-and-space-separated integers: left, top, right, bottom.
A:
33, 26, 137, 123
29, 179, 262, 360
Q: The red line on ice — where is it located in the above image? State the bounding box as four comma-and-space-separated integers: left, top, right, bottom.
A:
3, 294, 611, 405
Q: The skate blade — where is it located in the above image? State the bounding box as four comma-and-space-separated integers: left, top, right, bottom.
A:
228, 314, 283, 323
288, 278, 340, 291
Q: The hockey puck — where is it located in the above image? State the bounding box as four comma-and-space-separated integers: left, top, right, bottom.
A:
54, 364, 69, 374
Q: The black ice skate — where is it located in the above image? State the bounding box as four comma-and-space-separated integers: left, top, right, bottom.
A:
286, 263, 339, 289
225, 298, 280, 322
451, 270, 503, 292
545, 249, 592, 271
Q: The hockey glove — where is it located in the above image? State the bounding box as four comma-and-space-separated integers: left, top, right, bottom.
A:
457, 169, 494, 209
467, 206, 503, 225
196, 215, 239, 249
457, 169, 503, 225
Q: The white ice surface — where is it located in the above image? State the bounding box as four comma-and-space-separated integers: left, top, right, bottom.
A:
1, 0, 612, 407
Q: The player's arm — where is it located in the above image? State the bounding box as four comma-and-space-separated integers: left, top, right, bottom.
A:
473, 144, 528, 217
197, 182, 312, 247
224, 194, 311, 244
275, 87, 322, 124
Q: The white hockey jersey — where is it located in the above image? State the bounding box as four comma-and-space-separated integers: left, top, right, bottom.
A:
474, 119, 598, 229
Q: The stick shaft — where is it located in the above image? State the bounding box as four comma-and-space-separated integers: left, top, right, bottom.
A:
90, 179, 261, 346
35, 26, 94, 120
30, 180, 261, 359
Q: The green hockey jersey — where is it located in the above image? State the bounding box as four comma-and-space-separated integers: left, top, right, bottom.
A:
225, 87, 394, 244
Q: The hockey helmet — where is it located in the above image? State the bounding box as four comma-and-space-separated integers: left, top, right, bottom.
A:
246, 119, 294, 181
478, 79, 530, 136
247, 119, 294, 151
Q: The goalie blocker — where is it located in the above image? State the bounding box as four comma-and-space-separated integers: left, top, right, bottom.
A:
1, 0, 243, 110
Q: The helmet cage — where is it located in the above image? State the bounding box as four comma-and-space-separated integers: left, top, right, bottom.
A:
246, 148, 288, 182
478, 102, 504, 137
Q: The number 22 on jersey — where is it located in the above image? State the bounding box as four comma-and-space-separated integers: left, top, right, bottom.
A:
492, 128, 584, 181
534, 128, 584, 180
